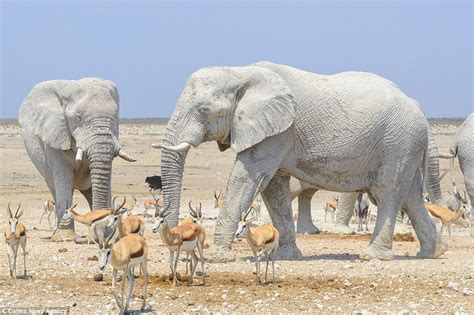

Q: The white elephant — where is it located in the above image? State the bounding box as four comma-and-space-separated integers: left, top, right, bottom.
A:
440, 113, 474, 235
154, 61, 446, 262
18, 78, 136, 241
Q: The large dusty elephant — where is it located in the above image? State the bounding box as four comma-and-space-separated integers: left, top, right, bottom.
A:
18, 78, 136, 241
440, 114, 474, 235
154, 61, 446, 262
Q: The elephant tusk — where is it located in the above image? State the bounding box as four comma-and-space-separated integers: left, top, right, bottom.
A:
118, 149, 137, 162
438, 153, 455, 159
75, 148, 83, 162
151, 142, 191, 152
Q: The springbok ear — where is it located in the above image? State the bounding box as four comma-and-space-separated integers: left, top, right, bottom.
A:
18, 81, 72, 150
230, 66, 296, 153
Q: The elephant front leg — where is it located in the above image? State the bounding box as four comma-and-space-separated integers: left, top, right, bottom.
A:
261, 175, 302, 260
296, 188, 320, 234
46, 148, 75, 242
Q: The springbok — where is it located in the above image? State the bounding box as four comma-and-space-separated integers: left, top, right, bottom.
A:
425, 203, 470, 237
152, 206, 205, 286
105, 208, 145, 243
235, 208, 279, 285
5, 203, 27, 278
324, 197, 338, 223
97, 226, 148, 313
143, 196, 163, 221
355, 193, 370, 232
121, 196, 138, 217
63, 196, 126, 244
40, 199, 56, 228
182, 201, 205, 274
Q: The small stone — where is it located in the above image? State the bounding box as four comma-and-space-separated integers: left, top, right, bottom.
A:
462, 288, 474, 296
87, 255, 98, 261
93, 273, 103, 282
447, 282, 459, 291
342, 264, 353, 270
58, 248, 67, 253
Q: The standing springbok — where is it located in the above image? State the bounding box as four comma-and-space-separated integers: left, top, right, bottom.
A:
324, 197, 338, 223
152, 206, 205, 286
355, 193, 370, 232
182, 201, 206, 274
235, 208, 279, 285
40, 199, 56, 228
425, 203, 470, 237
63, 197, 126, 244
143, 197, 163, 221
5, 203, 27, 278
97, 226, 148, 313
105, 208, 145, 243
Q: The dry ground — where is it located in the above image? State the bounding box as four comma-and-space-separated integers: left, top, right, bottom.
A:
0, 120, 473, 314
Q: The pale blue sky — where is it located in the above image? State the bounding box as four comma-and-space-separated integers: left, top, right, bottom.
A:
1, 0, 472, 118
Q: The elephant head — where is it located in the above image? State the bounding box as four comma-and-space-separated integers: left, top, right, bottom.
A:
154, 65, 295, 226
19, 78, 135, 211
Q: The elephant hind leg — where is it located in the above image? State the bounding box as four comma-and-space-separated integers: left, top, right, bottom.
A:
296, 188, 319, 234
402, 172, 447, 258
261, 175, 302, 260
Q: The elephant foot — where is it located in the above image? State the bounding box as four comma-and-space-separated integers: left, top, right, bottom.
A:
360, 245, 394, 261
276, 244, 303, 260
51, 228, 76, 242
204, 246, 236, 263
296, 221, 320, 234
417, 237, 448, 259
329, 224, 354, 235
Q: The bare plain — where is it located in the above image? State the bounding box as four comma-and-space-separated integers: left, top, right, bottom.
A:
0, 119, 472, 314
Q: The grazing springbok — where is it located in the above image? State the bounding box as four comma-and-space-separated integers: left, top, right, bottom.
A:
324, 197, 338, 223
425, 203, 470, 237
235, 208, 279, 285
40, 199, 56, 228
5, 203, 27, 278
121, 196, 138, 216
63, 197, 126, 244
214, 190, 262, 219
355, 193, 370, 232
97, 226, 148, 314
152, 206, 205, 286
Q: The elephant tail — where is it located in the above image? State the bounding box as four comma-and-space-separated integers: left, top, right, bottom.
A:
422, 142, 429, 196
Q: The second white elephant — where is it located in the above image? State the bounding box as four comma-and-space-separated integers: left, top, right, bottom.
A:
156, 61, 446, 262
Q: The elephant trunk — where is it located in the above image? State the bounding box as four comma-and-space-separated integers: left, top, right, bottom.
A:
88, 143, 114, 210
425, 130, 444, 205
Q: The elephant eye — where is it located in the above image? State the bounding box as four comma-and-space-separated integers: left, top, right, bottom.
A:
75, 113, 82, 121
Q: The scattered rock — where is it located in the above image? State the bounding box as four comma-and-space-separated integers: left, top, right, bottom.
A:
342, 264, 353, 270
462, 288, 474, 296
93, 273, 103, 282
447, 282, 459, 291
58, 248, 67, 253
87, 255, 98, 261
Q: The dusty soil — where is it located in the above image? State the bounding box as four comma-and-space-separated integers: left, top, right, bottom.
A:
0, 120, 473, 314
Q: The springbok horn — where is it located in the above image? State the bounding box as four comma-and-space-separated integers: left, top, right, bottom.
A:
188, 201, 197, 217
152, 142, 191, 152
243, 207, 252, 221
198, 202, 202, 217
7, 203, 12, 218
214, 191, 218, 199
14, 203, 21, 218
439, 169, 448, 181
118, 149, 137, 162
219, 190, 223, 198
114, 197, 127, 214
75, 148, 83, 162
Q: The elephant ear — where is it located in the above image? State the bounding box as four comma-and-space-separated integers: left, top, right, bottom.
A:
18, 81, 71, 150
230, 67, 296, 153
